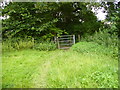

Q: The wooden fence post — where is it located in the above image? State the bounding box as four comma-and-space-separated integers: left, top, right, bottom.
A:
57, 37, 60, 49
73, 35, 75, 44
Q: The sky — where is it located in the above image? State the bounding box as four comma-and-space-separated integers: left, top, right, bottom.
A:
96, 10, 107, 20
92, 7, 107, 21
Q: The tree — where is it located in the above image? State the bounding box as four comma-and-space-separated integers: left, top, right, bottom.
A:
2, 2, 101, 40
55, 2, 101, 36
100, 1, 120, 35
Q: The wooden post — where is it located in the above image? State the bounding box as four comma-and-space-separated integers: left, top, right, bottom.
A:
57, 37, 60, 49
73, 35, 75, 44
78, 35, 80, 42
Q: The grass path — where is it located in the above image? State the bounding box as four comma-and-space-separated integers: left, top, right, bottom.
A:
33, 53, 58, 88
34, 60, 51, 87
33, 51, 66, 87
2, 49, 118, 88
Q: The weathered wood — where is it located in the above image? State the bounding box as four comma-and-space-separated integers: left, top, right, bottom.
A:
60, 35, 72, 37
59, 40, 72, 42
57, 37, 60, 49
73, 35, 75, 44
60, 43, 73, 46
54, 36, 57, 43
58, 37, 72, 40
56, 35, 75, 49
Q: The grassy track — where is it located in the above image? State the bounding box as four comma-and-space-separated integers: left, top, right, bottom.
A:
2, 49, 118, 88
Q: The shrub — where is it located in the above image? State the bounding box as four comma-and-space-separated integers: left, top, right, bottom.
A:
81, 28, 118, 57
2, 40, 15, 51
2, 37, 34, 51
71, 42, 117, 57
2, 37, 57, 51
82, 29, 118, 48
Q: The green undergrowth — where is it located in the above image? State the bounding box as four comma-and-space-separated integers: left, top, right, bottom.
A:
34, 42, 57, 51
2, 38, 57, 51
2, 38, 34, 51
71, 42, 118, 58
2, 47, 118, 88
46, 51, 118, 88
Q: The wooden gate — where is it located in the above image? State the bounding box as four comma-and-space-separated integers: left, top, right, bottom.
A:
55, 35, 75, 49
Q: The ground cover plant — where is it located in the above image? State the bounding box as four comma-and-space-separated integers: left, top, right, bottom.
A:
2, 42, 118, 88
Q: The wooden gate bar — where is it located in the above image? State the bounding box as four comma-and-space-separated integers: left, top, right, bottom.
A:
59, 35, 73, 37
59, 40, 72, 42
55, 35, 75, 49
60, 43, 73, 45
59, 37, 72, 40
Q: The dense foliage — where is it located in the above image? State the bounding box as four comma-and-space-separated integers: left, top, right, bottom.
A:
71, 42, 117, 58
80, 1, 119, 54
2, 2, 101, 40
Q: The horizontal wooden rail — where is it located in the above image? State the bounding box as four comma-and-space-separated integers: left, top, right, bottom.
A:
58, 38, 73, 40
55, 35, 75, 49
59, 40, 73, 42
59, 47, 70, 49
60, 43, 73, 46
58, 35, 73, 37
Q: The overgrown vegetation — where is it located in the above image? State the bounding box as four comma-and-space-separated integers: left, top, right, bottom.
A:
2, 38, 56, 51
2, 49, 118, 88
1, 1, 119, 88
71, 42, 117, 58
82, 24, 118, 46
81, 25, 118, 58
2, 37, 34, 51
34, 41, 56, 51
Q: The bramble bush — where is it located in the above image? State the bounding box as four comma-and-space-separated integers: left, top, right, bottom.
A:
80, 27, 118, 58
71, 42, 117, 58
82, 29, 118, 48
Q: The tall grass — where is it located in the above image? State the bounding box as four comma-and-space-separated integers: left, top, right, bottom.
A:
81, 28, 118, 58
2, 37, 56, 51
2, 49, 118, 88
82, 29, 118, 47
2, 37, 35, 51
34, 41, 57, 51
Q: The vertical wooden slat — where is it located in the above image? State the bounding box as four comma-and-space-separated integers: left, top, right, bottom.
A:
57, 37, 60, 49
73, 35, 75, 44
